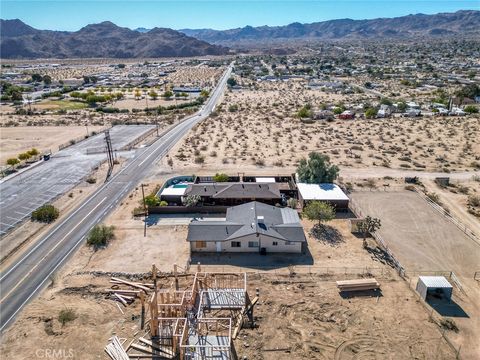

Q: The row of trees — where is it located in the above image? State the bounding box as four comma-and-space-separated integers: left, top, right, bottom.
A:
6, 148, 39, 168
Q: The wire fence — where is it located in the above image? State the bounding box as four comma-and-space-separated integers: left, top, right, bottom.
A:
413, 188, 480, 246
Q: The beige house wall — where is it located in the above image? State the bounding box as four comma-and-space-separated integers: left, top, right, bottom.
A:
190, 233, 302, 254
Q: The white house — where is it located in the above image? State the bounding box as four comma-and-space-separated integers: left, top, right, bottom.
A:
187, 201, 306, 254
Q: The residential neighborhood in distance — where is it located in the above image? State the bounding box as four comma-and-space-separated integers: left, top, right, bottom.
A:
0, 2, 479, 359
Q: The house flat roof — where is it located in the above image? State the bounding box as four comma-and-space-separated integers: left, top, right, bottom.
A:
255, 177, 276, 183
418, 276, 452, 288
297, 183, 349, 201
161, 187, 187, 196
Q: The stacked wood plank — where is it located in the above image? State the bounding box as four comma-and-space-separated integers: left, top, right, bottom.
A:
105, 336, 129, 360
108, 277, 153, 307
336, 278, 380, 292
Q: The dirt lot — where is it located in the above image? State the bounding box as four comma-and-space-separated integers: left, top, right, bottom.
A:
350, 190, 480, 276
0, 224, 459, 360
0, 125, 104, 164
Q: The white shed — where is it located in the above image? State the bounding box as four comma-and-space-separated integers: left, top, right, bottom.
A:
416, 276, 452, 301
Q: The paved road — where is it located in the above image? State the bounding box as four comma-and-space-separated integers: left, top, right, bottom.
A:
0, 64, 232, 331
0, 125, 154, 237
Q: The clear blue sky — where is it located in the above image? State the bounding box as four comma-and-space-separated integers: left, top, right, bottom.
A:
1, 0, 478, 31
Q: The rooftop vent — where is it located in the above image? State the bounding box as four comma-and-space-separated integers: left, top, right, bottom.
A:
257, 215, 265, 224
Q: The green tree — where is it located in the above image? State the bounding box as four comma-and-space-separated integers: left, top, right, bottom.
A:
357, 216, 381, 248
365, 108, 377, 119
86, 224, 115, 250
297, 105, 312, 118
10, 90, 23, 101
213, 173, 229, 182
464, 105, 478, 114
42, 75, 52, 85
31, 204, 59, 223
302, 201, 335, 227
144, 194, 160, 207
31, 73, 43, 82
18, 152, 31, 161
397, 101, 407, 112
200, 89, 209, 98
27, 148, 39, 157
297, 152, 339, 184
149, 90, 158, 100
6, 158, 20, 167
163, 90, 173, 99
227, 77, 237, 87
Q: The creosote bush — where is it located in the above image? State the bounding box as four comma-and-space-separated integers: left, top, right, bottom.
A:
31, 204, 59, 223
87, 224, 115, 250
58, 308, 77, 326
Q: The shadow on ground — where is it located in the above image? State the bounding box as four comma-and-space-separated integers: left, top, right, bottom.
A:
310, 224, 344, 246
340, 288, 383, 299
191, 246, 314, 270
427, 297, 469, 318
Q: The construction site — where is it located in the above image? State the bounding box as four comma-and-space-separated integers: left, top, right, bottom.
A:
104, 266, 257, 360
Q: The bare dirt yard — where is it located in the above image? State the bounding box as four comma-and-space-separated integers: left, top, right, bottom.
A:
0, 125, 104, 164
0, 182, 462, 359
350, 189, 480, 359
350, 190, 480, 276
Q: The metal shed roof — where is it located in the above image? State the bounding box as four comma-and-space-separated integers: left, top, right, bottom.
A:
418, 276, 452, 288
297, 183, 349, 201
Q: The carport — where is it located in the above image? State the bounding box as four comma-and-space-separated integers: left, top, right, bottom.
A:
416, 276, 453, 301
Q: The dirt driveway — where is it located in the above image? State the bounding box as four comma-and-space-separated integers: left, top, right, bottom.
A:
350, 190, 480, 277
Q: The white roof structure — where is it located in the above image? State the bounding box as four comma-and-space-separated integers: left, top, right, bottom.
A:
255, 177, 276, 183
161, 187, 188, 196
297, 183, 349, 201
418, 276, 452, 288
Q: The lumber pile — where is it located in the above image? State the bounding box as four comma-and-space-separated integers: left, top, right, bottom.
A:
105, 336, 129, 360
336, 278, 380, 292
108, 277, 153, 307
128, 337, 175, 359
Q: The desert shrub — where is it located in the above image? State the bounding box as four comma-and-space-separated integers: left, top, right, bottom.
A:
31, 204, 59, 223
86, 176, 97, 184
468, 195, 480, 207
194, 155, 205, 164
86, 224, 115, 249
213, 173, 229, 182
58, 308, 77, 326
144, 194, 160, 207
426, 192, 441, 205
159, 201, 168, 206
439, 318, 459, 333
287, 198, 298, 209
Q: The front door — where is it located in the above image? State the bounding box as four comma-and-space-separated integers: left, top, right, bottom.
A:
216, 241, 221, 252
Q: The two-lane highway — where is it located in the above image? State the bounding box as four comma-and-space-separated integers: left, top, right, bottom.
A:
0, 64, 232, 331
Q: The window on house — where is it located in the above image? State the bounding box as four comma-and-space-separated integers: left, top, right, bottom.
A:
248, 241, 259, 248
272, 241, 278, 246
231, 241, 241, 248
195, 241, 207, 248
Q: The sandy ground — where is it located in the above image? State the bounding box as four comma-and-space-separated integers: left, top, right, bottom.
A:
170, 82, 480, 172
350, 190, 480, 358
0, 126, 104, 164
350, 190, 480, 276
0, 213, 459, 359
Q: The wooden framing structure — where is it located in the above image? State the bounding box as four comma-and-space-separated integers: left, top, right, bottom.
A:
145, 271, 253, 359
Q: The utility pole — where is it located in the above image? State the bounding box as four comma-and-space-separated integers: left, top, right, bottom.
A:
104, 130, 114, 180
141, 183, 148, 237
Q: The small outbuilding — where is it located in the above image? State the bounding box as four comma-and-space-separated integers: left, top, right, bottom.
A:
416, 276, 453, 301
297, 183, 349, 211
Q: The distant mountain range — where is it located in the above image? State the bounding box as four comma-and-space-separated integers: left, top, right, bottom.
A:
178, 10, 480, 45
0, 20, 229, 59
1, 10, 479, 59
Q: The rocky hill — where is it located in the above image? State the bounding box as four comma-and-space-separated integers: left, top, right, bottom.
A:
0, 20, 229, 59
180, 10, 480, 45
